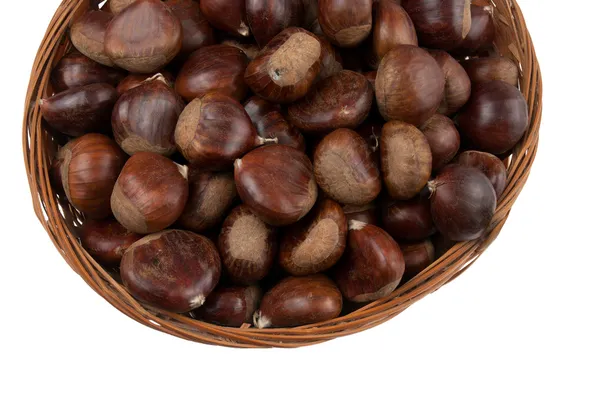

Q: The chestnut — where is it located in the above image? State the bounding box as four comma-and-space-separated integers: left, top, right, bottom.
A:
116, 70, 175, 96
313, 128, 381, 206
165, 0, 215, 55
457, 151, 507, 197
287, 70, 373, 134
70, 10, 114, 67
79, 218, 143, 266
108, 0, 136, 14
456, 81, 529, 154
375, 45, 445, 126
218, 205, 277, 284
246, 0, 304, 47
234, 145, 318, 226
178, 170, 237, 233
461, 56, 520, 87
428, 164, 497, 241
372, 0, 418, 66
400, 240, 436, 281
175, 93, 270, 170
199, 0, 249, 37
175, 44, 249, 102
428, 49, 471, 116
112, 74, 184, 156
58, 134, 127, 219
381, 121, 432, 200
335, 221, 405, 302
104, 0, 183, 73
244, 97, 306, 151
381, 196, 436, 242
111, 152, 189, 234
50, 52, 126, 93
195, 285, 261, 327
362, 70, 377, 89
343, 202, 379, 226
245, 27, 324, 104
318, 0, 373, 48
121, 230, 221, 313
40, 83, 118, 137
453, 5, 495, 56
302, 0, 319, 28
317, 36, 344, 81
420, 114, 461, 171
253, 275, 342, 328
403, 0, 472, 50
221, 39, 260, 60
279, 198, 347, 276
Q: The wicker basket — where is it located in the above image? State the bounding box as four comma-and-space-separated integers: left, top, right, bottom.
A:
23, 0, 542, 348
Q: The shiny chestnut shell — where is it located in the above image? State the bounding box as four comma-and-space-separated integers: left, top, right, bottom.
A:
428, 49, 471, 116
116, 71, 175, 96
381, 196, 436, 242
165, 0, 215, 55
457, 151, 507, 197
453, 5, 495, 56
318, 0, 373, 48
246, 0, 305, 47
51, 52, 126, 93
317, 37, 344, 81
421, 114, 461, 171
461, 57, 519, 87
343, 203, 379, 226
372, 0, 418, 65
70, 10, 114, 67
195, 285, 262, 327
79, 218, 143, 266
199, 0, 249, 37
400, 240, 436, 281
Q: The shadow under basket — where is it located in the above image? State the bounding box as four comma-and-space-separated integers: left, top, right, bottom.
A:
23, 0, 542, 348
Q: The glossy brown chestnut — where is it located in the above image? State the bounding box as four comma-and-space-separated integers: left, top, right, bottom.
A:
40, 83, 118, 137
372, 0, 418, 66
421, 114, 461, 171
302, 0, 319, 28
253, 275, 342, 328
221, 39, 260, 60
335, 221, 405, 302
58, 134, 127, 219
381, 121, 432, 200
343, 203, 379, 226
456, 81, 529, 154
428, 49, 471, 116
112, 74, 184, 156
121, 230, 221, 313
375, 45, 445, 126
199, 0, 249, 37
165, 0, 215, 55
79, 218, 143, 265
116, 70, 175, 96
317, 36, 344, 81
70, 10, 114, 67
318, 0, 373, 48
234, 145, 318, 226
175, 93, 268, 170
403, 0, 471, 50
111, 152, 189, 234
218, 205, 277, 284
288, 70, 373, 134
279, 198, 347, 276
245, 27, 324, 103
244, 97, 306, 151
178, 170, 237, 233
175, 44, 249, 102
457, 150, 507, 197
108, 0, 136, 14
51, 52, 126, 93
453, 5, 495, 55
195, 285, 262, 327
104, 0, 183, 73
382, 196, 436, 242
400, 240, 436, 281
428, 164, 497, 241
461, 56, 519, 87
313, 128, 381, 206
247, 0, 304, 47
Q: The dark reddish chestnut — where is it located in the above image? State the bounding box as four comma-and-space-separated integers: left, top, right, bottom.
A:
199, 0, 249, 37
362, 71, 377, 89
253, 275, 342, 328
335, 221, 405, 302
58, 134, 127, 219
175, 44, 249, 102
234, 145, 318, 226
218, 205, 277, 284
245, 28, 324, 103
51, 52, 126, 93
318, 0, 373, 48
428, 164, 497, 241
116, 71, 175, 96
165, 0, 215, 55
372, 0, 418, 66
79, 218, 143, 265
247, 0, 304, 47
70, 10, 114, 67
403, 0, 471, 50
104, 0, 183, 73
178, 170, 237, 233
195, 285, 262, 327
221, 39, 260, 60
461, 57, 519, 87
302, 0, 319, 28
121, 230, 221, 312
111, 152, 189, 234
382, 196, 436, 242
453, 5, 495, 56
175, 93, 269, 170
400, 240, 435, 280
317, 36, 344, 81
381, 121, 432, 200
457, 151, 507, 197
456, 81, 529, 154
40, 83, 118, 136
428, 49, 471, 116
343, 203, 379, 226
288, 70, 373, 134
279, 198, 347, 276
421, 114, 461, 171
109, 0, 136, 14
112, 74, 184, 156
313, 128, 381, 205
375, 45, 445, 126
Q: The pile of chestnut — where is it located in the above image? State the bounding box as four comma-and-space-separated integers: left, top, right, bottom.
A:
43, 0, 528, 329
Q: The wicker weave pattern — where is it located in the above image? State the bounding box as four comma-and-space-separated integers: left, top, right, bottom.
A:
23, 0, 542, 348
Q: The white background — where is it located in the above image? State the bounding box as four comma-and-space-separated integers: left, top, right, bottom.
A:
1, 1, 599, 400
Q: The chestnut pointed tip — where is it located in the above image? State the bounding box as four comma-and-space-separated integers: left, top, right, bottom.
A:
238, 22, 250, 37
258, 136, 279, 145
253, 311, 271, 329
189, 294, 206, 310
234, 158, 242, 170
38, 99, 45, 106
145, 73, 168, 85
349, 220, 368, 231
176, 163, 189, 180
